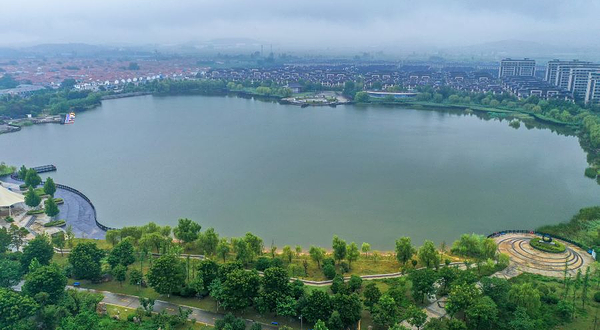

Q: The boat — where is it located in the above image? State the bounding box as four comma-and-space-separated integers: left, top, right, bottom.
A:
62, 112, 76, 125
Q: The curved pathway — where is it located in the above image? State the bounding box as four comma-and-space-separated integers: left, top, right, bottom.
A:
495, 233, 593, 277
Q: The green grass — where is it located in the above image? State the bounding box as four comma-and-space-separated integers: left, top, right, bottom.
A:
44, 219, 66, 227
26, 209, 45, 215
529, 238, 567, 253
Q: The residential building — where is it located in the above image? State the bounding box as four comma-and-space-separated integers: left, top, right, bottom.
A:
568, 66, 600, 100
499, 58, 536, 77
586, 72, 600, 105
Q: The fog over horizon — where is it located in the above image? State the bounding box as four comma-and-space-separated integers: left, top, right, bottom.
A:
2, 0, 600, 54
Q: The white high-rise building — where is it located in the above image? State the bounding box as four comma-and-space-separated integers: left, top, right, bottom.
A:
586, 72, 600, 105
545, 59, 591, 84
499, 58, 536, 77
568, 66, 600, 100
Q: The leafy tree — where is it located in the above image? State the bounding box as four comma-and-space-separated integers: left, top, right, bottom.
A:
508, 282, 541, 317
0, 258, 21, 287
418, 240, 440, 269
332, 235, 347, 263
396, 237, 415, 268
302, 290, 333, 324
0, 288, 38, 329
309, 245, 325, 268
331, 275, 347, 294
24, 168, 41, 187
173, 218, 202, 244
276, 295, 298, 317
9, 224, 28, 251
51, 232, 66, 256
105, 230, 120, 247
261, 266, 291, 311
112, 264, 127, 287
0, 227, 10, 253
346, 242, 360, 268
139, 232, 165, 254
68, 242, 105, 280
107, 238, 135, 268
217, 238, 231, 262
407, 305, 427, 330
215, 313, 246, 330
196, 259, 219, 295
21, 234, 54, 272
24, 186, 41, 209
507, 307, 537, 330
235, 239, 253, 265
363, 282, 382, 310
314, 320, 328, 330
198, 227, 219, 256
465, 296, 498, 330
410, 268, 438, 303
23, 263, 67, 303
372, 294, 400, 328
43, 177, 56, 196
327, 311, 344, 330
17, 165, 28, 180
221, 269, 260, 310
361, 242, 371, 256
282, 245, 294, 263
446, 283, 479, 318
332, 293, 362, 328
354, 91, 370, 103
323, 263, 336, 279
244, 232, 264, 256
480, 277, 510, 309
44, 197, 59, 218
147, 254, 186, 297
348, 274, 362, 292
129, 268, 143, 286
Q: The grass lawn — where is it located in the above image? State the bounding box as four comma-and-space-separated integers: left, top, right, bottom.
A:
104, 303, 213, 330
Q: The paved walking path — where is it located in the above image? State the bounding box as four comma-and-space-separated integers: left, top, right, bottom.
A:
494, 233, 594, 277
72, 286, 277, 329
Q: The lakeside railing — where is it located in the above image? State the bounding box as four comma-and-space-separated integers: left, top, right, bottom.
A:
488, 229, 595, 258
9, 165, 115, 232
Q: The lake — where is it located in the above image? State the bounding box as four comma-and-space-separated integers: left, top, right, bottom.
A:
2, 95, 599, 249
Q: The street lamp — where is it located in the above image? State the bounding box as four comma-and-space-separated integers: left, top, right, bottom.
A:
299, 314, 303, 330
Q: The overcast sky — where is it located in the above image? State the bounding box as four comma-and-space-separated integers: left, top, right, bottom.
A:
2, 0, 600, 51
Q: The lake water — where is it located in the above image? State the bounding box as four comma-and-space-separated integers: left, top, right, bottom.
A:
2, 95, 599, 249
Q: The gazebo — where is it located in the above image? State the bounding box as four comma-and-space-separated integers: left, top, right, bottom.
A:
0, 185, 25, 217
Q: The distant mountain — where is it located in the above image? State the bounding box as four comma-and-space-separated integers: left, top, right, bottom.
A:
444, 39, 563, 57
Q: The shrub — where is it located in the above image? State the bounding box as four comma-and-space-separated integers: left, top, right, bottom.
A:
323, 263, 336, 279
4, 216, 14, 223
585, 167, 598, 179
339, 262, 350, 274
323, 257, 335, 268
255, 257, 272, 271
54, 198, 64, 204
594, 291, 600, 303
529, 238, 566, 253
44, 219, 66, 227
26, 209, 45, 215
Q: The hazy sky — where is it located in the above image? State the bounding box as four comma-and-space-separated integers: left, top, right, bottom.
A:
2, 0, 600, 50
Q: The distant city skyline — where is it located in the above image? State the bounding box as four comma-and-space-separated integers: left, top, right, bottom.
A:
2, 0, 600, 54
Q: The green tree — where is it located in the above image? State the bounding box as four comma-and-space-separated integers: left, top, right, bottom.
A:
372, 294, 400, 328
68, 242, 105, 280
331, 275, 347, 294
44, 197, 59, 218
244, 232, 264, 256
24, 186, 41, 209
361, 242, 371, 256
107, 238, 135, 268
348, 274, 362, 292
23, 263, 67, 303
17, 165, 28, 180
346, 242, 360, 268
217, 239, 231, 262
24, 168, 41, 187
314, 320, 328, 330
332, 293, 362, 328
418, 240, 440, 269
147, 254, 186, 297
354, 91, 370, 103
43, 177, 56, 197
173, 218, 202, 244
0, 288, 38, 329
332, 235, 347, 263
407, 305, 427, 330
221, 269, 260, 310
309, 245, 325, 268
198, 227, 219, 256
0, 258, 21, 288
215, 313, 246, 330
508, 282, 541, 317
465, 296, 498, 330
261, 266, 291, 312
327, 311, 344, 330
139, 232, 165, 254
129, 268, 143, 286
282, 245, 294, 263
302, 290, 333, 324
363, 282, 382, 310
235, 239, 253, 265
9, 224, 28, 251
396, 237, 415, 268
105, 229, 120, 247
21, 234, 54, 272
410, 268, 438, 303
446, 283, 479, 318
112, 264, 127, 287
0, 227, 10, 253
51, 232, 66, 256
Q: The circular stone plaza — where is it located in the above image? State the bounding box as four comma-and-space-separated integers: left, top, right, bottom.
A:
494, 233, 595, 278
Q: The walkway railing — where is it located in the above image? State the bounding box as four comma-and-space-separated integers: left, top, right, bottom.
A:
9, 164, 115, 232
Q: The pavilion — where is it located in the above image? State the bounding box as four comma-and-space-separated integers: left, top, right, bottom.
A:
0, 184, 25, 217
